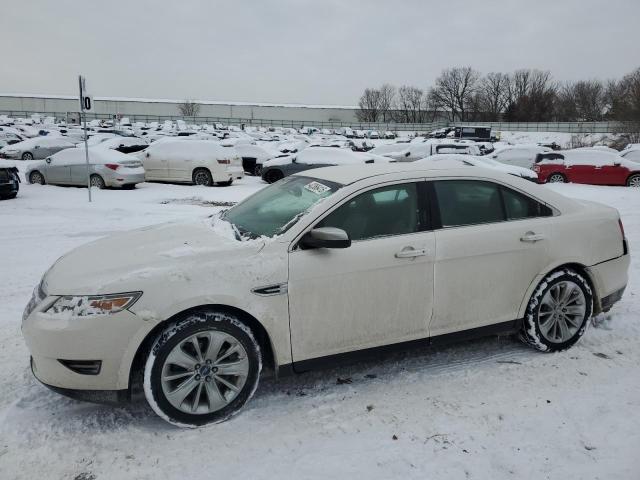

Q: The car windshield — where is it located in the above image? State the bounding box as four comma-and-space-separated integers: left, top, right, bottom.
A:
222, 175, 342, 238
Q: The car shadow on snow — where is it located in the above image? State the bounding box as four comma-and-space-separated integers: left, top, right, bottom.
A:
8, 334, 536, 433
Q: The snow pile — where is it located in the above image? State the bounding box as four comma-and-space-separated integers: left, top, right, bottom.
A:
145, 140, 237, 161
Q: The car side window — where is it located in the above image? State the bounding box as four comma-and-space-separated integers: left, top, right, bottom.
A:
501, 186, 552, 220
317, 183, 422, 241
434, 180, 504, 227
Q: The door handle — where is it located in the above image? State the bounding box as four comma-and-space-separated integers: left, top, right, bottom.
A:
520, 232, 545, 242
395, 247, 427, 258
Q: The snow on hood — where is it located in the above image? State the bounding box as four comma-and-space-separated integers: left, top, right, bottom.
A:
415, 154, 537, 178
263, 147, 390, 168
42, 220, 265, 295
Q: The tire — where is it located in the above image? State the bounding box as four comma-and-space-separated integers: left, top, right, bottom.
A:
254, 164, 262, 176
547, 173, 566, 183
192, 168, 213, 186
143, 310, 262, 427
90, 174, 106, 189
520, 269, 593, 352
217, 179, 233, 187
264, 169, 284, 184
21, 152, 33, 160
29, 171, 45, 185
626, 174, 640, 187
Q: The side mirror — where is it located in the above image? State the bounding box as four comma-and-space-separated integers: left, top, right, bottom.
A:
45, 157, 52, 164
614, 161, 621, 166
34, 145, 40, 149
300, 227, 351, 249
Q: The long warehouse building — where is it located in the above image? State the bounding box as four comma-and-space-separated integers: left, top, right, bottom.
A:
0, 93, 360, 123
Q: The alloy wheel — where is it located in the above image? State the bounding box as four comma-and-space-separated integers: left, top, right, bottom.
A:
548, 174, 565, 183
628, 175, 640, 187
538, 280, 586, 343
160, 331, 250, 414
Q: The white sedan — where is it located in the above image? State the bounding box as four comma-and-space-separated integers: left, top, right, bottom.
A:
23, 164, 628, 427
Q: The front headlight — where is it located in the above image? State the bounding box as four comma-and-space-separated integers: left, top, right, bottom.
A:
46, 292, 142, 317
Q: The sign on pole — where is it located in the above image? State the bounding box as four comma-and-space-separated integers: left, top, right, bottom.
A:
78, 75, 92, 202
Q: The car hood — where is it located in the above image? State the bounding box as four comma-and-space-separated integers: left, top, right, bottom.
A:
43, 220, 265, 295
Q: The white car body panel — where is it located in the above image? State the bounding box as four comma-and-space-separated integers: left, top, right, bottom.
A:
22, 164, 629, 393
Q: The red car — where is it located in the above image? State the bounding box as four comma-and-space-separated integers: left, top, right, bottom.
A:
534, 150, 640, 187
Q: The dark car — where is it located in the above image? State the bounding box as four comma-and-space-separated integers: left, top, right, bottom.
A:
0, 166, 20, 199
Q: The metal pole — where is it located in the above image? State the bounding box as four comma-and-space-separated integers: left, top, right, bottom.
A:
79, 75, 91, 202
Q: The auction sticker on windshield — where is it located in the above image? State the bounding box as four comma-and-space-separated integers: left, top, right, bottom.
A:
304, 181, 331, 195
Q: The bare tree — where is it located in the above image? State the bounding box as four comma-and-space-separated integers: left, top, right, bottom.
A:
429, 67, 481, 121
356, 88, 382, 122
178, 100, 201, 117
504, 69, 556, 121
378, 84, 396, 122
477, 72, 510, 121
394, 86, 425, 123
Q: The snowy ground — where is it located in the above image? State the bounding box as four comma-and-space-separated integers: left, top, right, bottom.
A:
0, 171, 639, 479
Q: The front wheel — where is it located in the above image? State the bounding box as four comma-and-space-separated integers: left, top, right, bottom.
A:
264, 169, 284, 184
520, 269, 593, 352
547, 173, 566, 183
22, 152, 33, 160
627, 174, 640, 187
143, 311, 262, 427
29, 171, 45, 185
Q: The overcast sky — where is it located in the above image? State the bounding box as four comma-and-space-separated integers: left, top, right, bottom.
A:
2, 0, 639, 106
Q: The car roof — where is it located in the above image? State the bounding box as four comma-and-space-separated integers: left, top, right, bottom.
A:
293, 162, 512, 185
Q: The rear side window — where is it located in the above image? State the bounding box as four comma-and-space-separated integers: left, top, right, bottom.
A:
433, 180, 552, 227
502, 187, 552, 219
434, 180, 503, 227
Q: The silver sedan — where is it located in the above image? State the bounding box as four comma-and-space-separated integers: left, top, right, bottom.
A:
26, 147, 145, 189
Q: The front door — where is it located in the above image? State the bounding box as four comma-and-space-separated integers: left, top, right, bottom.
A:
288, 181, 435, 364
44, 158, 71, 184
143, 153, 168, 180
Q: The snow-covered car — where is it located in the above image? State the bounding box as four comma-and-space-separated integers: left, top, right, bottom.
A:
92, 136, 149, 154
367, 130, 380, 139
0, 164, 19, 199
142, 140, 244, 186
22, 163, 629, 427
26, 147, 145, 189
383, 131, 396, 139
384, 141, 481, 162
534, 150, 640, 186
353, 129, 366, 138
260, 147, 390, 183
0, 137, 75, 160
488, 145, 553, 169
620, 147, 640, 163
416, 154, 538, 181
232, 144, 274, 175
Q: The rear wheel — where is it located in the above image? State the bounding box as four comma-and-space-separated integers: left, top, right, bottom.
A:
29, 171, 45, 185
21, 152, 33, 160
626, 174, 640, 187
264, 169, 284, 184
90, 174, 106, 189
143, 311, 262, 427
192, 168, 213, 186
520, 269, 592, 352
547, 173, 566, 183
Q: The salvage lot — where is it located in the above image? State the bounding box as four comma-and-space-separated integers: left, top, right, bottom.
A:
0, 174, 639, 479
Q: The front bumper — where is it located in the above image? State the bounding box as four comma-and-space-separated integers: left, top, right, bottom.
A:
23, 302, 153, 391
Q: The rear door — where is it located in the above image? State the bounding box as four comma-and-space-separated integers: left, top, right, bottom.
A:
429, 179, 552, 336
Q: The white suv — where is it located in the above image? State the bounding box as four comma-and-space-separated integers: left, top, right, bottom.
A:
22, 163, 629, 427
142, 139, 244, 186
